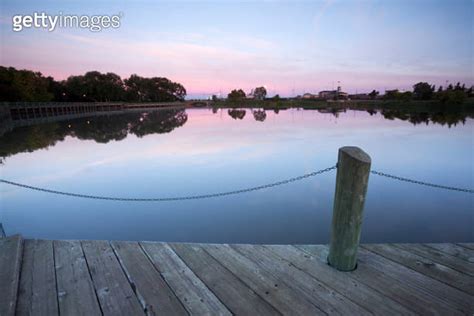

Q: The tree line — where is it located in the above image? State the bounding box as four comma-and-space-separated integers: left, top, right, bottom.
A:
223, 82, 472, 105
0, 66, 186, 102
374, 82, 473, 104
221, 86, 268, 102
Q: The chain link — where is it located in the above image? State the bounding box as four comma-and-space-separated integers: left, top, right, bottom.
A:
0, 166, 337, 202
1, 165, 472, 201
370, 170, 474, 193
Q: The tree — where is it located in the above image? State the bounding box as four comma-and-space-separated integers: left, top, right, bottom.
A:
368, 90, 379, 99
413, 82, 433, 100
383, 89, 400, 100
124, 75, 186, 102
400, 91, 413, 102
253, 86, 267, 100
435, 89, 466, 105
64, 71, 125, 101
227, 89, 246, 102
0, 66, 188, 103
0, 66, 53, 101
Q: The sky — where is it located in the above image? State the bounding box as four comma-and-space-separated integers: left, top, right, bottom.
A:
0, 0, 473, 98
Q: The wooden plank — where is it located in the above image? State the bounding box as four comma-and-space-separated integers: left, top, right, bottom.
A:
170, 243, 280, 315
232, 244, 369, 314
364, 244, 474, 295
267, 245, 415, 315
457, 243, 474, 250
140, 242, 231, 315
81, 240, 144, 315
16, 240, 58, 316
358, 246, 473, 314
297, 244, 472, 315
0, 235, 23, 316
426, 243, 474, 262
202, 243, 325, 315
54, 240, 102, 316
111, 241, 187, 315
393, 243, 474, 276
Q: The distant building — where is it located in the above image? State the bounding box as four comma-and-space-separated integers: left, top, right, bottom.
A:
348, 93, 370, 100
302, 93, 319, 99
318, 86, 348, 100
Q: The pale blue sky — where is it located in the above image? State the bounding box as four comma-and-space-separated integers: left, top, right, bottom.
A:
1, 0, 473, 97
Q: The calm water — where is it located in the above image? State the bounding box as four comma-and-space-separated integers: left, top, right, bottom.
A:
0, 108, 473, 243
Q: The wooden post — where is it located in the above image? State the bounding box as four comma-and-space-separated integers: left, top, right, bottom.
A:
328, 146, 371, 271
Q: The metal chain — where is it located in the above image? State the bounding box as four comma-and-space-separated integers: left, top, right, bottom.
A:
370, 170, 474, 193
0, 166, 337, 202
1, 165, 472, 201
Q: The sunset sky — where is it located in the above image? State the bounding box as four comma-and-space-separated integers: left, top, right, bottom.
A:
1, 0, 472, 98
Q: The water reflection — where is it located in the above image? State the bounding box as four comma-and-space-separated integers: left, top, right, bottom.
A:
1, 105, 472, 163
223, 106, 473, 126
380, 110, 468, 127
0, 109, 187, 162
1, 108, 472, 243
252, 110, 267, 122
227, 109, 246, 120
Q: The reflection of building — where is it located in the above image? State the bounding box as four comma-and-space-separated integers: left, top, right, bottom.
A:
318, 86, 348, 100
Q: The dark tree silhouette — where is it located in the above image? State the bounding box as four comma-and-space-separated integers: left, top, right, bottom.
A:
253, 87, 267, 100
0, 66, 187, 102
0, 109, 188, 160
252, 109, 267, 122
413, 82, 434, 100
124, 75, 186, 102
368, 90, 379, 99
227, 89, 246, 102
227, 109, 246, 119
64, 71, 125, 102
0, 66, 53, 101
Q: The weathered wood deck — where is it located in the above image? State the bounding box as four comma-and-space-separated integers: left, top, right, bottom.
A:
1, 236, 473, 315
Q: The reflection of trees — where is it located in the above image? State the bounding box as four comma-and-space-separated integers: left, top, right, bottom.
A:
130, 110, 187, 137
228, 109, 246, 120
0, 109, 187, 160
381, 110, 468, 127
0, 123, 64, 159
252, 110, 267, 122
367, 109, 377, 116
71, 116, 130, 143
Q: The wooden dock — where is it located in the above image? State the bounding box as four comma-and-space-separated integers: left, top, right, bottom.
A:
1, 235, 473, 315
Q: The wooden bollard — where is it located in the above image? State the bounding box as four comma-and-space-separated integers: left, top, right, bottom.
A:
328, 146, 371, 271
